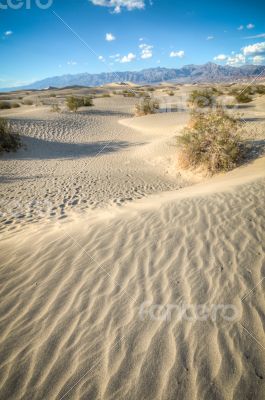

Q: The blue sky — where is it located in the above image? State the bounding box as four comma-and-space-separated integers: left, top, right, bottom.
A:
0, 0, 265, 87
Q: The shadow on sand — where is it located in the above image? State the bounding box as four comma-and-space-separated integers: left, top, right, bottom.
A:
0, 135, 144, 161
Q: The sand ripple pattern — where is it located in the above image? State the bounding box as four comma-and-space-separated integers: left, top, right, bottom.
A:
0, 98, 188, 232
1, 179, 265, 399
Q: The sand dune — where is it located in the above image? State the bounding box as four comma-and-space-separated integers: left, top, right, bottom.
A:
1, 88, 265, 399
1, 161, 265, 399
0, 96, 191, 231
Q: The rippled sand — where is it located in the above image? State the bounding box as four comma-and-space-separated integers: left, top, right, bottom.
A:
1, 88, 265, 399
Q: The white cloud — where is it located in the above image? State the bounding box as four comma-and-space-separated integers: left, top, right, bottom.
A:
67, 61, 77, 65
4, 30, 13, 36
214, 54, 227, 61
247, 23, 255, 29
105, 32, 116, 41
226, 53, 246, 66
119, 52, 136, 63
214, 41, 265, 67
242, 41, 265, 56
207, 36, 214, 40
110, 53, 120, 59
139, 37, 144, 41
170, 50, 185, 58
98, 55, 105, 61
244, 33, 265, 39
237, 23, 255, 31
139, 43, 153, 59
252, 55, 265, 65
90, 0, 145, 13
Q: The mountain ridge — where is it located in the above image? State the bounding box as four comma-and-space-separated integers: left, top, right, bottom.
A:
2, 62, 265, 92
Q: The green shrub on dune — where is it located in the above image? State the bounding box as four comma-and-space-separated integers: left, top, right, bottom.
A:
66, 96, 94, 112
0, 101, 11, 110
177, 110, 244, 173
235, 92, 253, 103
188, 89, 215, 108
134, 96, 160, 116
0, 118, 21, 153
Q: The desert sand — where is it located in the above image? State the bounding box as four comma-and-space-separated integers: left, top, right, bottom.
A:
0, 86, 265, 399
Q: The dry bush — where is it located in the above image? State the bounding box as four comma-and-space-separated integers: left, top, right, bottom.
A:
134, 97, 160, 116
0, 118, 21, 153
210, 87, 223, 95
188, 89, 215, 108
66, 96, 93, 112
23, 99, 34, 105
123, 92, 136, 97
177, 110, 244, 173
122, 90, 135, 97
0, 101, 11, 110
50, 104, 61, 113
255, 85, 265, 95
228, 85, 265, 101
11, 102, 20, 108
235, 92, 252, 103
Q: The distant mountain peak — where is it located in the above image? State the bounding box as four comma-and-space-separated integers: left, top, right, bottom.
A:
2, 63, 265, 92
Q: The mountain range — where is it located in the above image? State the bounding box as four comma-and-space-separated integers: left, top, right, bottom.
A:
2, 62, 265, 92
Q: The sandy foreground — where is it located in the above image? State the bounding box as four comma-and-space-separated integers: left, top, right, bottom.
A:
0, 89, 265, 399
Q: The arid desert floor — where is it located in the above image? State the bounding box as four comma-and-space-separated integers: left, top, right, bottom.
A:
0, 83, 265, 399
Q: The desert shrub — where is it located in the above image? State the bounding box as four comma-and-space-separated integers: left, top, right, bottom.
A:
255, 85, 265, 95
0, 101, 11, 110
228, 88, 239, 96
50, 93, 56, 98
66, 96, 93, 112
50, 104, 61, 113
101, 93, 111, 98
11, 102, 20, 108
229, 85, 265, 99
188, 89, 215, 108
122, 90, 136, 97
244, 85, 265, 96
168, 90, 174, 96
123, 92, 136, 97
23, 99, 34, 105
177, 110, 244, 173
235, 92, 252, 103
66, 96, 80, 112
138, 91, 151, 98
134, 96, 160, 116
210, 87, 223, 95
0, 118, 21, 153
82, 96, 94, 106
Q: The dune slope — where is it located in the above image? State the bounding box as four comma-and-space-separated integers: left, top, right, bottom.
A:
1, 159, 265, 399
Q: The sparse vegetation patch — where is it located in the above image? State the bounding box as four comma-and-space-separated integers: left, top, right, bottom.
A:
0, 118, 21, 153
134, 96, 160, 116
188, 89, 216, 108
66, 96, 94, 112
177, 110, 245, 173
